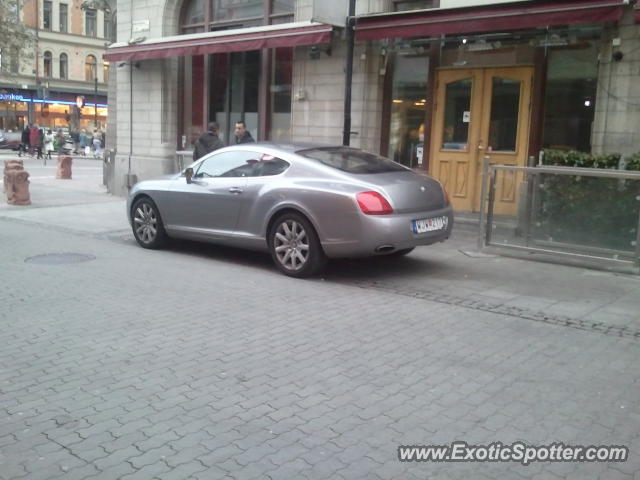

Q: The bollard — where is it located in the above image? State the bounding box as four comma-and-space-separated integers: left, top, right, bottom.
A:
5, 169, 31, 205
56, 155, 73, 179
3, 159, 25, 193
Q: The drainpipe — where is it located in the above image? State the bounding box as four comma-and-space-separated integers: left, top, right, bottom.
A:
127, 0, 133, 187
128, 60, 133, 185
342, 0, 356, 146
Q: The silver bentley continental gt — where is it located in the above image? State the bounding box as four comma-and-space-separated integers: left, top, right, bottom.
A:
127, 143, 453, 277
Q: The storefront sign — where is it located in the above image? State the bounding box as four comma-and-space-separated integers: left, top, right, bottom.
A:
0, 93, 27, 102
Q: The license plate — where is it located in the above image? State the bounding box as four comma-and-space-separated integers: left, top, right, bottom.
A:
411, 216, 448, 234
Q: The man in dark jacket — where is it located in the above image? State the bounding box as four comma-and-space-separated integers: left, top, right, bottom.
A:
234, 120, 255, 144
19, 125, 30, 156
193, 122, 225, 161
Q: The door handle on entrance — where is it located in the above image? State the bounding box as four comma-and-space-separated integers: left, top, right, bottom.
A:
228, 186, 243, 194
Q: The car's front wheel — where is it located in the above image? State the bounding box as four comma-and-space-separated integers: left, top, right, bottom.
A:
131, 197, 168, 249
269, 212, 326, 278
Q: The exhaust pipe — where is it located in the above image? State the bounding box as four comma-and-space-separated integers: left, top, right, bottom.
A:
375, 245, 395, 254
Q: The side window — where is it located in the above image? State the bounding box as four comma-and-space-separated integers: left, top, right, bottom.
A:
255, 156, 290, 176
195, 150, 260, 178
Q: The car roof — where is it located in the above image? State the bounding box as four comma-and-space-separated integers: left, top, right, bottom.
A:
244, 142, 353, 153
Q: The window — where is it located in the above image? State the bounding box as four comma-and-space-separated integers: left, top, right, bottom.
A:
43, 51, 52, 77
59, 4, 68, 32
387, 52, 429, 167
255, 156, 289, 176
85, 8, 97, 37
103, 60, 110, 82
10, 50, 20, 74
43, 0, 52, 29
59, 53, 68, 79
392, 0, 439, 11
85, 55, 97, 81
180, 0, 295, 33
298, 147, 407, 174
195, 150, 261, 178
542, 41, 599, 153
103, 13, 112, 40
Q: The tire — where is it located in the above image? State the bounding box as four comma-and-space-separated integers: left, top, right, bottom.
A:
388, 247, 415, 257
269, 212, 326, 278
131, 197, 168, 249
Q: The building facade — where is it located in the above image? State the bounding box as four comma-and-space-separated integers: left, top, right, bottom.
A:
0, 0, 110, 134
106, 0, 640, 211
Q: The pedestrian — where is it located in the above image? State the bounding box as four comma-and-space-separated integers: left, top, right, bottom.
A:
193, 122, 224, 161
29, 124, 39, 156
44, 129, 55, 160
92, 128, 102, 158
234, 120, 255, 144
19, 125, 30, 157
36, 128, 44, 160
70, 129, 80, 154
79, 129, 88, 156
55, 129, 66, 156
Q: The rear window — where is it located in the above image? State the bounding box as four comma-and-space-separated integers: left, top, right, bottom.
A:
297, 147, 408, 174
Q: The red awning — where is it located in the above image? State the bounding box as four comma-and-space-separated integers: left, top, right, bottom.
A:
104, 22, 332, 62
355, 0, 626, 41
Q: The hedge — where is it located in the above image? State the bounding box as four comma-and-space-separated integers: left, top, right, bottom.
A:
531, 150, 640, 252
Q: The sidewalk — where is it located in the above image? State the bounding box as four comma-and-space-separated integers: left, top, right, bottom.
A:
2, 151, 639, 335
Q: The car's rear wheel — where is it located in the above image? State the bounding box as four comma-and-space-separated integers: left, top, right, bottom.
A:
131, 197, 167, 249
269, 212, 326, 277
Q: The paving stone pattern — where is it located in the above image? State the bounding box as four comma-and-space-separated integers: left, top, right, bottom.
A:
1, 219, 639, 479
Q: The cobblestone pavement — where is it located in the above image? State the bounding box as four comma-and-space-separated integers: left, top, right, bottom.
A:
1, 215, 639, 480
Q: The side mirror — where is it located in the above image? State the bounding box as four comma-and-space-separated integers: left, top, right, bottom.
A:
185, 167, 193, 184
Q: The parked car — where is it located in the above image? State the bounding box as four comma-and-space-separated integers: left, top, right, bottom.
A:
0, 130, 22, 150
127, 143, 453, 277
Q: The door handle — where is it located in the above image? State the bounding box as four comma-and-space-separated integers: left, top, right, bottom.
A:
228, 187, 243, 194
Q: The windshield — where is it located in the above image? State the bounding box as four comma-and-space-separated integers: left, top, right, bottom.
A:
297, 147, 408, 174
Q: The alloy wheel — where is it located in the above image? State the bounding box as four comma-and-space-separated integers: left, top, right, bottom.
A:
273, 219, 310, 271
133, 202, 158, 244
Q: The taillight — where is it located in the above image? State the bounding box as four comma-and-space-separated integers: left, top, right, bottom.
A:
356, 191, 393, 215
443, 186, 451, 206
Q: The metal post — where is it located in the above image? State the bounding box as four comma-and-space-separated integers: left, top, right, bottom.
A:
485, 168, 498, 246
94, 77, 98, 127
477, 155, 491, 250
342, 0, 356, 146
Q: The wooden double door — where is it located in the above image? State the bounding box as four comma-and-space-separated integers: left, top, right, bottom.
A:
430, 66, 533, 214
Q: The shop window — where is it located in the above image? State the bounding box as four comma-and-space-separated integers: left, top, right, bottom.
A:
542, 42, 599, 153
60, 4, 68, 33
43, 51, 52, 77
43, 0, 52, 29
60, 53, 68, 79
387, 52, 429, 167
269, 48, 292, 141
393, 0, 439, 11
178, 0, 295, 148
85, 8, 97, 37
85, 55, 97, 81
